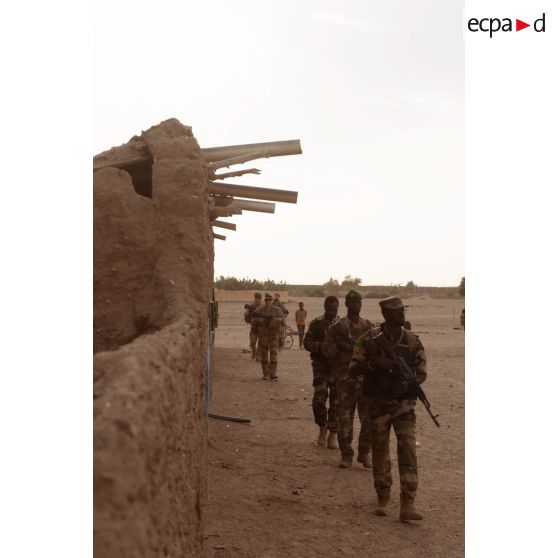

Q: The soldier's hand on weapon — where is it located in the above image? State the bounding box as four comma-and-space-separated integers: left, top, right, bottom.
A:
369, 356, 398, 372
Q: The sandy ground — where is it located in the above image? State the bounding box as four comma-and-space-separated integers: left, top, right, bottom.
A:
204, 297, 464, 558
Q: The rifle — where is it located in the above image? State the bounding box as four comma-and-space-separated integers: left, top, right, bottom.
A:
373, 332, 440, 428
331, 319, 356, 350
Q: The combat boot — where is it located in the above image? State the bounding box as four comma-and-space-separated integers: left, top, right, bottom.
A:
338, 455, 352, 468
357, 453, 373, 469
327, 431, 338, 450
399, 494, 423, 521
317, 425, 328, 446
374, 489, 391, 516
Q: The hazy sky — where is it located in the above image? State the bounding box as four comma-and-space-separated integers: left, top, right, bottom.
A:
94, 0, 464, 286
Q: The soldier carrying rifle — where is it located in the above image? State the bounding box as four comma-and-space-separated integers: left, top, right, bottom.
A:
272, 293, 289, 349
251, 293, 284, 381
349, 296, 433, 521
244, 292, 262, 360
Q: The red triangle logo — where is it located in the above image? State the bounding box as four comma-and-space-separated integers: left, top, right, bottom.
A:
516, 19, 530, 31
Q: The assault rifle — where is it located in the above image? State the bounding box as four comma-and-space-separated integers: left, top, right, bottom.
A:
331, 319, 356, 350
373, 332, 440, 428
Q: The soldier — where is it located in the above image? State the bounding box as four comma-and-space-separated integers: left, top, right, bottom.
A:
251, 293, 284, 381
323, 289, 373, 468
303, 296, 340, 449
244, 292, 262, 359
295, 301, 308, 349
349, 296, 427, 521
273, 293, 289, 349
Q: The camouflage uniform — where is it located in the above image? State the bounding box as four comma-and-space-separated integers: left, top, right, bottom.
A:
273, 299, 289, 349
350, 324, 427, 504
303, 314, 339, 432
244, 301, 262, 358
323, 316, 373, 460
251, 305, 284, 379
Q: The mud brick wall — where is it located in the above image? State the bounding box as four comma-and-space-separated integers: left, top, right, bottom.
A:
93, 119, 212, 558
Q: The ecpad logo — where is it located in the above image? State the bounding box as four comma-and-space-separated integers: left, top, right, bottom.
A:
468, 13, 546, 38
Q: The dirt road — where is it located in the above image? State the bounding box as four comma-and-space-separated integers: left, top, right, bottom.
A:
204, 297, 464, 558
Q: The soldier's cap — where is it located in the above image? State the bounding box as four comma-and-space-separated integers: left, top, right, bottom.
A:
379, 297, 408, 310
264, 293, 273, 300
274, 293, 280, 298
345, 289, 363, 301
254, 292, 262, 299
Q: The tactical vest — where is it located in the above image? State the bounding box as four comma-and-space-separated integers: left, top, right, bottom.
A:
392, 330, 418, 365
244, 303, 260, 324
363, 328, 419, 399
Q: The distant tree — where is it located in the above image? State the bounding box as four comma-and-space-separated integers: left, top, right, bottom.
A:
458, 277, 465, 297
405, 280, 417, 292
323, 277, 341, 293
214, 276, 287, 291
341, 275, 362, 287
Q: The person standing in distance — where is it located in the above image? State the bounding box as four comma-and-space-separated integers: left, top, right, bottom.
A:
295, 302, 308, 349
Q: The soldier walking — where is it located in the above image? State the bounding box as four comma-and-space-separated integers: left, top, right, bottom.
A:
273, 293, 289, 349
295, 301, 308, 349
251, 293, 284, 381
323, 289, 373, 468
349, 297, 427, 521
303, 296, 339, 449
244, 292, 262, 359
